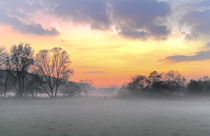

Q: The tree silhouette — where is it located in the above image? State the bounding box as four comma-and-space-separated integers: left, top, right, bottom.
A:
120, 70, 186, 97
10, 43, 34, 97
35, 47, 72, 97
0, 55, 15, 98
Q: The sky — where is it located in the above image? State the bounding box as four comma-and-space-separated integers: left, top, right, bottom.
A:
0, 0, 210, 87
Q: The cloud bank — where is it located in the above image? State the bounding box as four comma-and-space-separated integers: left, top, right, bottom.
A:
3, 0, 210, 40
0, 0, 171, 39
0, 0, 59, 36
46, 0, 171, 40
166, 50, 210, 62
180, 0, 210, 39
111, 0, 171, 40
0, 9, 59, 36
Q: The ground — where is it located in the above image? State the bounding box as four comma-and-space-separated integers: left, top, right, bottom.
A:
0, 96, 210, 136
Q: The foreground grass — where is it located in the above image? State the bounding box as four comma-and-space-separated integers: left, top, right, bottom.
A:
0, 97, 210, 136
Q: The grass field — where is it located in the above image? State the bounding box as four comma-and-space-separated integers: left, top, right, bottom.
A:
0, 97, 210, 136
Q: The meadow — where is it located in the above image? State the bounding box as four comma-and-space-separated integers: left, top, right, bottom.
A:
0, 96, 210, 136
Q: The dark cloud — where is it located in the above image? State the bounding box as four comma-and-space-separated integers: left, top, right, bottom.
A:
180, 0, 210, 39
0, 0, 171, 39
111, 0, 171, 40
182, 10, 210, 39
0, 8, 59, 36
0, 0, 59, 36
44, 0, 171, 40
46, 0, 110, 30
166, 50, 210, 62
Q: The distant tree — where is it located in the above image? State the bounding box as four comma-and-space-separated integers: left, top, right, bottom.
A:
151, 81, 168, 95
126, 75, 150, 95
187, 76, 210, 95
119, 70, 187, 97
187, 80, 204, 94
148, 71, 162, 85
79, 79, 94, 94
35, 47, 72, 97
118, 83, 130, 97
10, 43, 34, 97
163, 71, 186, 86
0, 48, 7, 97
200, 76, 209, 82
0, 55, 15, 98
61, 81, 83, 97
147, 71, 162, 91
200, 76, 210, 92
162, 71, 186, 95
25, 73, 45, 98
0, 47, 5, 66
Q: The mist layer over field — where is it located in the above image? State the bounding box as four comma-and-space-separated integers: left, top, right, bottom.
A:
1, 96, 210, 136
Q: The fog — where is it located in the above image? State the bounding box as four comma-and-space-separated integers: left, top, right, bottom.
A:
1, 94, 210, 136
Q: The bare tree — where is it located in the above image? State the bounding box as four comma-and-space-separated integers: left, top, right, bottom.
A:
148, 71, 162, 88
0, 56, 15, 98
35, 47, 72, 97
0, 47, 6, 97
0, 48, 15, 98
25, 72, 45, 98
10, 43, 34, 97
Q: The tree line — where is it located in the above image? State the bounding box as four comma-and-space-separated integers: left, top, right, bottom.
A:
0, 43, 86, 98
119, 71, 210, 97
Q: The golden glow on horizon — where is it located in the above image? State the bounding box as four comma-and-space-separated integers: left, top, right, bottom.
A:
0, 22, 209, 87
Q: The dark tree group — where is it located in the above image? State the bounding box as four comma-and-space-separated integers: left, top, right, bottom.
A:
0, 43, 84, 98
119, 71, 210, 97
1, 43, 209, 99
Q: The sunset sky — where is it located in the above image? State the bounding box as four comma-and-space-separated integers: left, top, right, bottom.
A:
0, 0, 210, 87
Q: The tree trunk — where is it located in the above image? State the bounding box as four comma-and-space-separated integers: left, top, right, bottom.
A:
35, 79, 38, 98
4, 76, 8, 98
54, 84, 59, 97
